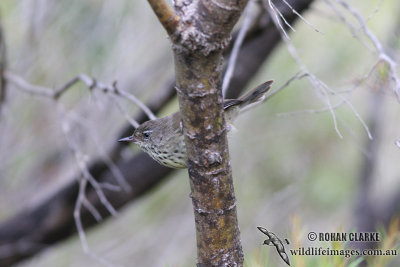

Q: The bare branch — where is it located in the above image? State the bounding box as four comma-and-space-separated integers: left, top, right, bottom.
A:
328, 0, 400, 101
322, 0, 374, 51
268, 73, 346, 117
82, 197, 102, 222
5, 72, 157, 120
0, 21, 6, 113
267, 0, 292, 39
265, 71, 308, 101
147, 0, 181, 37
74, 178, 90, 253
268, 0, 296, 34
57, 103, 121, 265
0, 77, 178, 266
56, 74, 157, 120
3, 71, 54, 97
277, 100, 345, 117
366, 0, 384, 22
112, 82, 157, 120
265, 1, 344, 138
67, 111, 132, 191
222, 1, 257, 97
265, 0, 373, 140
112, 96, 141, 128
281, 0, 323, 34
74, 179, 117, 267
59, 106, 118, 217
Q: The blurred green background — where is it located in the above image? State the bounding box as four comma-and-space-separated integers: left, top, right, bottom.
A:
0, 0, 399, 266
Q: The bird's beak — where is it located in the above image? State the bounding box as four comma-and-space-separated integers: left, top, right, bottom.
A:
118, 136, 136, 143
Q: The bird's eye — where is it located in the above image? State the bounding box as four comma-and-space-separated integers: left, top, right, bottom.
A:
143, 131, 151, 139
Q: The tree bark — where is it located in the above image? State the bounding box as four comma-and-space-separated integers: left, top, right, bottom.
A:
148, 0, 249, 265
175, 50, 243, 266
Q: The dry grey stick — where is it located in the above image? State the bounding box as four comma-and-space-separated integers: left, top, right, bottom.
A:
335, 0, 400, 102
4, 71, 161, 265
265, 0, 372, 140
222, 0, 257, 97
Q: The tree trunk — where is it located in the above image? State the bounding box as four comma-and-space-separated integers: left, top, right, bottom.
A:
175, 50, 243, 266
148, 0, 248, 265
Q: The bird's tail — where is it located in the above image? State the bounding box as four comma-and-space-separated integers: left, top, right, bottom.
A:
223, 81, 273, 127
237, 80, 273, 112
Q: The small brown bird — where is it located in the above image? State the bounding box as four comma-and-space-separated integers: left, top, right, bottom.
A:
119, 81, 273, 168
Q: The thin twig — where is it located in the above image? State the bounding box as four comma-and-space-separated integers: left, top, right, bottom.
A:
83, 196, 103, 222
222, 0, 257, 97
67, 110, 132, 191
265, 2, 343, 138
265, 72, 308, 101
111, 95, 141, 128
0, 21, 7, 114
112, 82, 157, 120
58, 103, 122, 266
265, 0, 373, 140
4, 71, 54, 97
74, 179, 120, 267
267, 0, 292, 39
57, 73, 157, 120
281, 0, 323, 34
5, 72, 157, 120
276, 100, 345, 117
99, 182, 121, 191
58, 104, 118, 217
322, 0, 374, 52
270, 73, 345, 117
333, 0, 400, 101
319, 78, 372, 139
366, 0, 384, 22
74, 178, 90, 253
3, 70, 170, 266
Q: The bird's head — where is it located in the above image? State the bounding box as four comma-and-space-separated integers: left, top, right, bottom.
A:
118, 121, 156, 148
